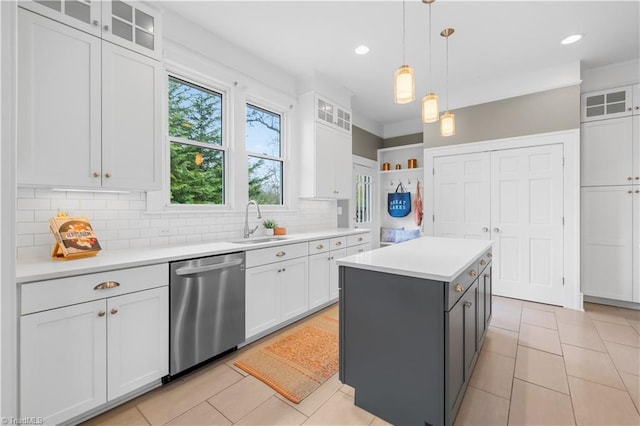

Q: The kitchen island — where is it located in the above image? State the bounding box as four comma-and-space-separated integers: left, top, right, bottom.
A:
337, 236, 492, 426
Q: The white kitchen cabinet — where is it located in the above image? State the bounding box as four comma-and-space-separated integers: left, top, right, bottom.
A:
17, 7, 161, 191
581, 186, 637, 302
245, 244, 309, 339
308, 239, 331, 309
299, 91, 353, 199
581, 86, 634, 122
634, 84, 640, 114
20, 300, 107, 425
315, 95, 351, 133
107, 287, 168, 400
329, 247, 347, 300
581, 117, 636, 186
20, 264, 169, 425
19, 0, 161, 59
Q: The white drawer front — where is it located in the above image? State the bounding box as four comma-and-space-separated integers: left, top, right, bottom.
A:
347, 243, 372, 256
21, 263, 168, 315
347, 232, 371, 247
308, 239, 330, 255
329, 237, 347, 250
246, 242, 309, 268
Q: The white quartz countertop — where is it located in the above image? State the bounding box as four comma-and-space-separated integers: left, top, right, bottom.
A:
17, 228, 369, 283
337, 236, 491, 282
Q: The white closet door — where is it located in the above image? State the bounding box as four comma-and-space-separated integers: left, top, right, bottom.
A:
433, 153, 491, 240
490, 145, 564, 305
581, 186, 634, 302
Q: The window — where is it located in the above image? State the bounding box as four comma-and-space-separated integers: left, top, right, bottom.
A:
246, 103, 284, 205
168, 76, 225, 205
355, 173, 372, 224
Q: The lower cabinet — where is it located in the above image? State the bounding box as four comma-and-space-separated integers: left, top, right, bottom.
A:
20, 265, 168, 425
245, 244, 309, 339
329, 247, 347, 300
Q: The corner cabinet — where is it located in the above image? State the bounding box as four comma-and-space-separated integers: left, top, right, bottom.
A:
20, 264, 168, 425
298, 92, 353, 199
17, 6, 162, 191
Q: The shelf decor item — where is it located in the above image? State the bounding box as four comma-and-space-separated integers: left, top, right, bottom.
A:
274, 227, 287, 235
263, 219, 277, 235
388, 182, 412, 217
49, 212, 101, 260
408, 158, 418, 168
382, 162, 391, 171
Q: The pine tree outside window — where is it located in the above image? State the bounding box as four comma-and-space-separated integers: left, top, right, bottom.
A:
168, 76, 225, 205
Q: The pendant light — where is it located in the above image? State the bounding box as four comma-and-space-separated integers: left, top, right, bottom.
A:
394, 0, 415, 104
421, 0, 439, 123
440, 27, 455, 137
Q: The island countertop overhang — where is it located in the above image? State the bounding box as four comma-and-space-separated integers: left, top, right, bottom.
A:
336, 236, 492, 282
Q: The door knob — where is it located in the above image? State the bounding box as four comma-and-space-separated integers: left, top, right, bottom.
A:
464, 301, 473, 308
104, 24, 110, 31
92, 20, 100, 26
105, 172, 112, 178
628, 177, 633, 181
493, 227, 500, 233
482, 227, 489, 232
111, 308, 118, 315
93, 172, 100, 177
97, 310, 106, 317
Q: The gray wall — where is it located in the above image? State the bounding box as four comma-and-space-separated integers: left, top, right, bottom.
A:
383, 132, 423, 148
424, 85, 581, 148
352, 126, 383, 160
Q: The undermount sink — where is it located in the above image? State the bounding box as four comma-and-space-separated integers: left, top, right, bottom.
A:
228, 237, 289, 244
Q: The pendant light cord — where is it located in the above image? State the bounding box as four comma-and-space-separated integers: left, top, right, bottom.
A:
428, 3, 432, 91
445, 35, 449, 111
402, 0, 406, 64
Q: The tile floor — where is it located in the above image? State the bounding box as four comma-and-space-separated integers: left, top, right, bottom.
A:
85, 297, 640, 426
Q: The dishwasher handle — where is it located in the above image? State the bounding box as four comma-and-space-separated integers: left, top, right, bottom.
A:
175, 258, 243, 276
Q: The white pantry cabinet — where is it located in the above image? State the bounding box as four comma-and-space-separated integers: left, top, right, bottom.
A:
245, 243, 309, 339
299, 91, 353, 199
581, 86, 634, 122
20, 264, 168, 425
19, 0, 161, 59
17, 8, 162, 191
581, 186, 638, 302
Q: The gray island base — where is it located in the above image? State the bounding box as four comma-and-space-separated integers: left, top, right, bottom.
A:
337, 237, 492, 426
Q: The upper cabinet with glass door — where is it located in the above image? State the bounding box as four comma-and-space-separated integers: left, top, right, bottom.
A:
316, 95, 352, 134
20, 0, 161, 59
581, 86, 634, 122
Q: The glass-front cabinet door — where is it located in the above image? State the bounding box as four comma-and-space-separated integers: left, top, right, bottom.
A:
102, 0, 161, 59
21, 0, 102, 36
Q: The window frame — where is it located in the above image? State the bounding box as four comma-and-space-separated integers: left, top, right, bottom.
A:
165, 72, 232, 211
245, 98, 288, 208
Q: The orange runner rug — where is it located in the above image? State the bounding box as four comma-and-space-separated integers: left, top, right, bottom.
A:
233, 315, 339, 403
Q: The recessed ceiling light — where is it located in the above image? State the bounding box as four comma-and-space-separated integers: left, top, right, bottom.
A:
355, 45, 370, 55
561, 34, 582, 45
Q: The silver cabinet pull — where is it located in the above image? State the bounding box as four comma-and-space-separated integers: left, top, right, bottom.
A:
464, 301, 473, 308
628, 177, 633, 181
470, 270, 477, 277
175, 258, 243, 276
110, 308, 118, 315
93, 172, 100, 177
487, 252, 492, 258
105, 172, 112, 178
104, 24, 110, 31
493, 227, 500, 233
316, 244, 324, 250
335, 241, 342, 246
480, 259, 486, 266
357, 237, 363, 241
482, 227, 489, 232
276, 251, 286, 257
94, 281, 120, 290
454, 283, 463, 293
629, 190, 634, 194
97, 310, 106, 317
92, 20, 99, 26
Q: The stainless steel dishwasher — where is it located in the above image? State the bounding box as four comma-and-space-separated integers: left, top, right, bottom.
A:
169, 252, 245, 377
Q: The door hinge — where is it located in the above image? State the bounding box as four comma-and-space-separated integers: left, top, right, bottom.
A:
432, 214, 435, 222
432, 168, 435, 175
562, 277, 565, 286
562, 217, 565, 226
562, 157, 565, 167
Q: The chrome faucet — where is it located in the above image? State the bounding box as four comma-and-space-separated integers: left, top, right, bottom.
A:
243, 200, 262, 238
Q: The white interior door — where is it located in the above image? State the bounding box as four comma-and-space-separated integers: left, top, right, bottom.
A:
491, 144, 564, 305
433, 152, 491, 240
352, 157, 377, 241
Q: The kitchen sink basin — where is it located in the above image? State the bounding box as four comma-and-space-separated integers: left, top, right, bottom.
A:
229, 237, 289, 244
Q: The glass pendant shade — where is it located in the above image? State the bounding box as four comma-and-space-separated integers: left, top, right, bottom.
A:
422, 92, 439, 123
394, 65, 415, 104
440, 111, 455, 137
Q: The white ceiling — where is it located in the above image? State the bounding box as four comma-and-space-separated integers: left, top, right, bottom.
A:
160, 0, 640, 130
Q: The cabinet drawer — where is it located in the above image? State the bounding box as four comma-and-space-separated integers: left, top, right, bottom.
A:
21, 263, 168, 315
346, 243, 371, 256
478, 249, 492, 273
330, 237, 347, 250
309, 239, 330, 255
246, 242, 309, 268
445, 261, 479, 311
347, 233, 371, 247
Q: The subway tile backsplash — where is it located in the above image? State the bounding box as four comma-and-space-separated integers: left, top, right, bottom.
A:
16, 189, 337, 259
